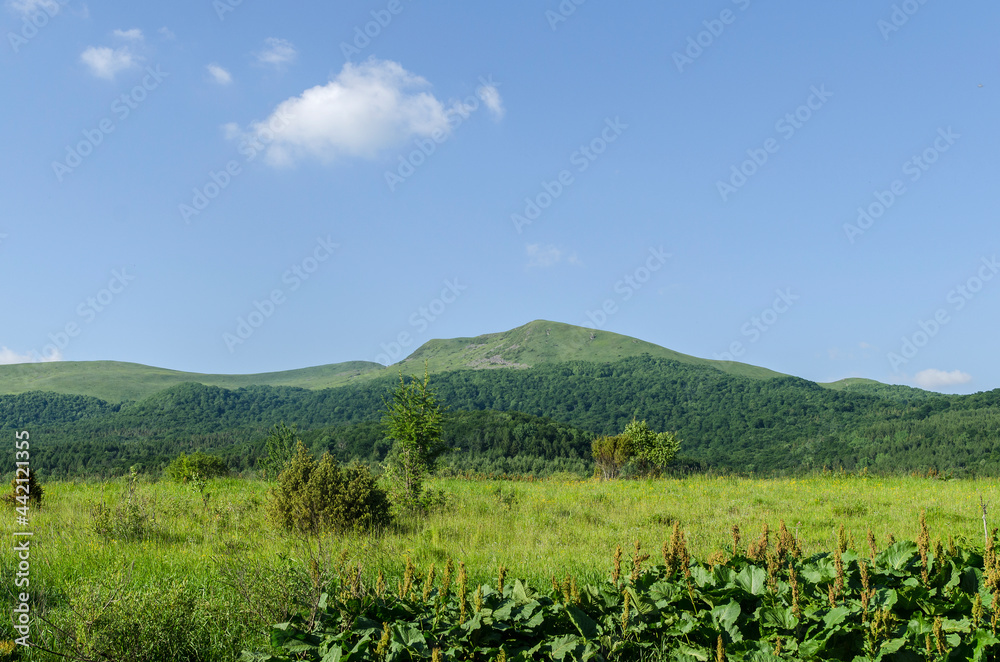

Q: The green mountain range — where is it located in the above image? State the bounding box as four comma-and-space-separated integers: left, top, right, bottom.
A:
3, 320, 996, 479
0, 319, 844, 402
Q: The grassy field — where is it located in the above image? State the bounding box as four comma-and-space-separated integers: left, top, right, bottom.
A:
2, 472, 998, 660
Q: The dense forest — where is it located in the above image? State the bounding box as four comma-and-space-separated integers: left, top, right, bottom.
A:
2, 354, 998, 478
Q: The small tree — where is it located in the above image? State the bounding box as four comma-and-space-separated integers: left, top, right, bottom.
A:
592, 420, 681, 480
165, 451, 229, 483
591, 435, 635, 480
259, 422, 300, 481
381, 370, 449, 511
621, 419, 681, 478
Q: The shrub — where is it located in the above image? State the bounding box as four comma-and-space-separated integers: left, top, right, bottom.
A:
270, 442, 392, 534
165, 451, 229, 483
91, 469, 153, 542
2, 468, 43, 508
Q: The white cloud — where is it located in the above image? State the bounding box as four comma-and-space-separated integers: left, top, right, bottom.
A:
914, 368, 973, 390
113, 28, 143, 41
6, 0, 59, 16
244, 59, 454, 166
158, 26, 175, 40
477, 83, 505, 120
525, 244, 580, 268
207, 63, 232, 85
80, 45, 137, 79
0, 346, 61, 364
256, 37, 297, 67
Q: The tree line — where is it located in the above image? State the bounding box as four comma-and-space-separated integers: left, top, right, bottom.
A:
4, 354, 1000, 478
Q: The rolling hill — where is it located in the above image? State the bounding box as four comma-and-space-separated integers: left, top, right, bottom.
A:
0, 320, 790, 402
0, 359, 385, 403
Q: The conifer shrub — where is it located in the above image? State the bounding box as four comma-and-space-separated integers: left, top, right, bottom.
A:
2, 468, 43, 507
270, 442, 391, 533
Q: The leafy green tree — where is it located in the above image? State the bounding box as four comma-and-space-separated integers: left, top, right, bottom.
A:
259, 422, 300, 480
591, 435, 635, 480
165, 451, 229, 483
621, 419, 681, 477
592, 420, 681, 479
381, 370, 449, 510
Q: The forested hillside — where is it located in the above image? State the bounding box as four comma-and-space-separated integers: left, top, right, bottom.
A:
3, 353, 998, 478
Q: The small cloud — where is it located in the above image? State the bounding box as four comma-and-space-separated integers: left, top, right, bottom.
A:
525, 244, 580, 269
113, 28, 143, 41
256, 37, 297, 67
859, 341, 874, 350
241, 58, 454, 166
158, 26, 176, 40
207, 63, 232, 85
913, 368, 972, 390
6, 0, 59, 16
80, 45, 137, 79
477, 83, 505, 120
0, 346, 61, 364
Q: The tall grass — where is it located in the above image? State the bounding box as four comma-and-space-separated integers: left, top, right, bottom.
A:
1, 472, 997, 660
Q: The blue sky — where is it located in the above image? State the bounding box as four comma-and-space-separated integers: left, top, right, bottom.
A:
1, 0, 997, 394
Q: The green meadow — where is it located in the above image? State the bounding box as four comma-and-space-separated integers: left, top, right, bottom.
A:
3, 473, 998, 660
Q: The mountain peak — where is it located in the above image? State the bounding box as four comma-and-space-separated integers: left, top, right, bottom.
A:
399, 319, 786, 380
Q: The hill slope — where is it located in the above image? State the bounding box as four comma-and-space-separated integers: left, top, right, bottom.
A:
401, 320, 786, 380
0, 320, 788, 402
0, 360, 385, 403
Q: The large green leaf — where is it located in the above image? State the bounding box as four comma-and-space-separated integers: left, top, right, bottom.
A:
758, 605, 796, 630
565, 605, 600, 640
876, 541, 919, 572
735, 566, 767, 596
711, 600, 743, 642
549, 634, 582, 660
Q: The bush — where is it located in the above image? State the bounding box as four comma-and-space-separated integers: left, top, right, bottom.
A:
166, 451, 229, 483
1, 468, 43, 508
91, 469, 153, 542
270, 442, 392, 533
